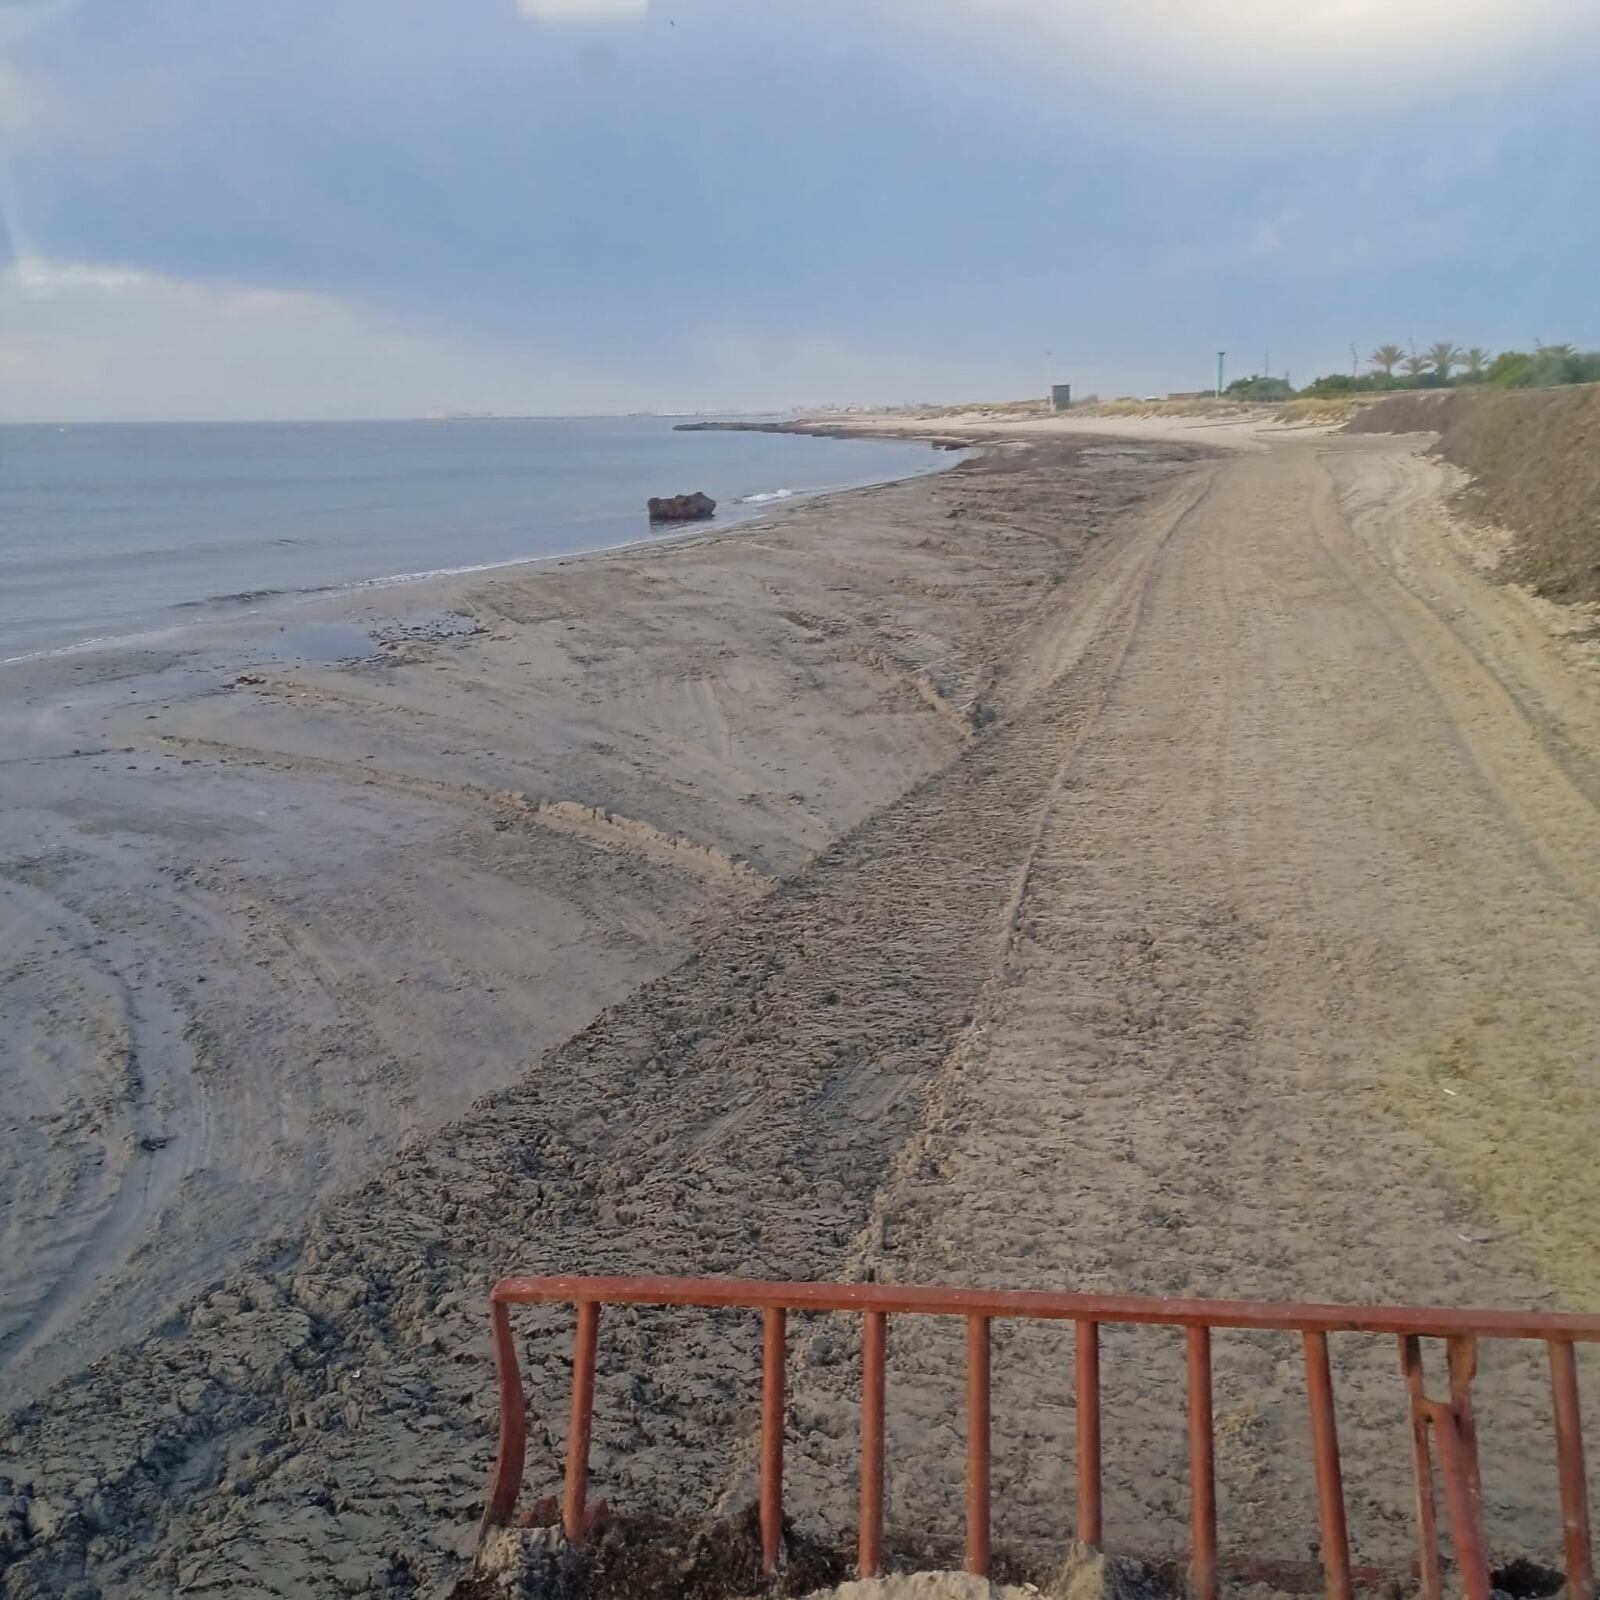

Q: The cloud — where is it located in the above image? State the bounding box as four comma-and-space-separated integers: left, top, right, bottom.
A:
0, 259, 610, 421
922, 0, 1596, 90
515, 0, 647, 19
0, 0, 80, 51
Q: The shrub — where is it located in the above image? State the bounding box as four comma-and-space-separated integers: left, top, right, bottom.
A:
1483, 347, 1600, 388
1225, 375, 1296, 401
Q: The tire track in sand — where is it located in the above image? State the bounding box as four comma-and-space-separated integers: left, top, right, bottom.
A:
703, 470, 1223, 1518
746, 438, 1598, 1573
0, 876, 208, 1384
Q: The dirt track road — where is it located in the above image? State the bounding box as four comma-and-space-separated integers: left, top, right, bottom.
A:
6, 430, 1600, 1597
778, 433, 1600, 1568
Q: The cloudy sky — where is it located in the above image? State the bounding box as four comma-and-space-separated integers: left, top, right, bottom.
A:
2, 0, 1597, 419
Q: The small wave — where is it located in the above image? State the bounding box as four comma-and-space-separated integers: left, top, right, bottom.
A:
174, 583, 336, 609
1, 632, 125, 666
175, 588, 291, 609
738, 488, 797, 505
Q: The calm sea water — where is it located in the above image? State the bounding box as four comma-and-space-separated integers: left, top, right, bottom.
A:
0, 418, 950, 660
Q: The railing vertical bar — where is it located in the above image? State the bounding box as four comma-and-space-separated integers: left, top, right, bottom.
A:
481, 1298, 527, 1531
966, 1314, 993, 1577
1549, 1338, 1595, 1600
1447, 1335, 1485, 1536
1430, 1400, 1492, 1600
860, 1310, 888, 1578
1400, 1335, 1444, 1600
1303, 1330, 1354, 1600
1076, 1319, 1103, 1548
760, 1307, 786, 1574
562, 1299, 602, 1545
1187, 1325, 1218, 1600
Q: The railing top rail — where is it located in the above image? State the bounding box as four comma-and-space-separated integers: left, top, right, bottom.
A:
489, 1274, 1600, 1342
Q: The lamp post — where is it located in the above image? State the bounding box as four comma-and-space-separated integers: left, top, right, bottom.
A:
1216, 351, 1226, 399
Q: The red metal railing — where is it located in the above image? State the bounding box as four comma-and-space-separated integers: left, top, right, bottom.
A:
481, 1276, 1600, 1600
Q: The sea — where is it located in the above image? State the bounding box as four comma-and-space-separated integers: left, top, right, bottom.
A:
0, 417, 952, 662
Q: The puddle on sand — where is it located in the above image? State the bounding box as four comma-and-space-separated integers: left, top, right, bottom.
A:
232, 619, 379, 666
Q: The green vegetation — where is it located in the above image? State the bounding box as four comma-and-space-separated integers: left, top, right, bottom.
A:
1296, 371, 1396, 397
1481, 344, 1600, 388
1298, 340, 1600, 399
1224, 374, 1296, 401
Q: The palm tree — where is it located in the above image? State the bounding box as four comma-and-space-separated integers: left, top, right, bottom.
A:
1426, 342, 1463, 378
1370, 344, 1405, 377
1401, 354, 1430, 379
1463, 347, 1491, 376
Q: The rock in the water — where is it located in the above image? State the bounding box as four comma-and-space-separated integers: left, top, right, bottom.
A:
647, 491, 717, 523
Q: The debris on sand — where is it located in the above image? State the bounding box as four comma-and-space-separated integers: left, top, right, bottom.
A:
455, 1505, 848, 1599
1041, 1543, 1176, 1600
457, 1520, 1187, 1600
800, 1575, 1040, 1600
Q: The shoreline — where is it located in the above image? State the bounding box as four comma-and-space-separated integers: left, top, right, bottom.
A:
0, 427, 964, 671
0, 448, 974, 744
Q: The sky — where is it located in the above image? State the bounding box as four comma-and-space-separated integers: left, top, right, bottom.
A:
2, 0, 1598, 420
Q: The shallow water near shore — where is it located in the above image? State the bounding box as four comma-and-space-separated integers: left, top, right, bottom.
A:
0, 416, 951, 660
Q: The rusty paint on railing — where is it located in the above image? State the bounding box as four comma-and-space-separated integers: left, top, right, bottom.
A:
1551, 1339, 1596, 1600
759, 1306, 785, 1574
859, 1309, 887, 1577
1303, 1329, 1353, 1600
1075, 1319, 1102, 1549
479, 1275, 1600, 1596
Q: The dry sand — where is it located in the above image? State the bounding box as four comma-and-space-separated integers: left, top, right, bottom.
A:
770, 411, 1298, 455
5, 422, 1600, 1599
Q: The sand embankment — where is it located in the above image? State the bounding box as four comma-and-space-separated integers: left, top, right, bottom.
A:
1346, 384, 1600, 602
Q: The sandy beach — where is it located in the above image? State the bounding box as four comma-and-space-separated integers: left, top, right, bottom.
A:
0, 434, 1199, 1404
6, 416, 1600, 1598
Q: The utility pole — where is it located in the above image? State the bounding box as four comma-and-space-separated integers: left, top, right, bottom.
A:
1216, 351, 1226, 398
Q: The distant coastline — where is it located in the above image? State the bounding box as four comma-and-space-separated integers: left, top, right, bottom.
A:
675, 417, 977, 450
